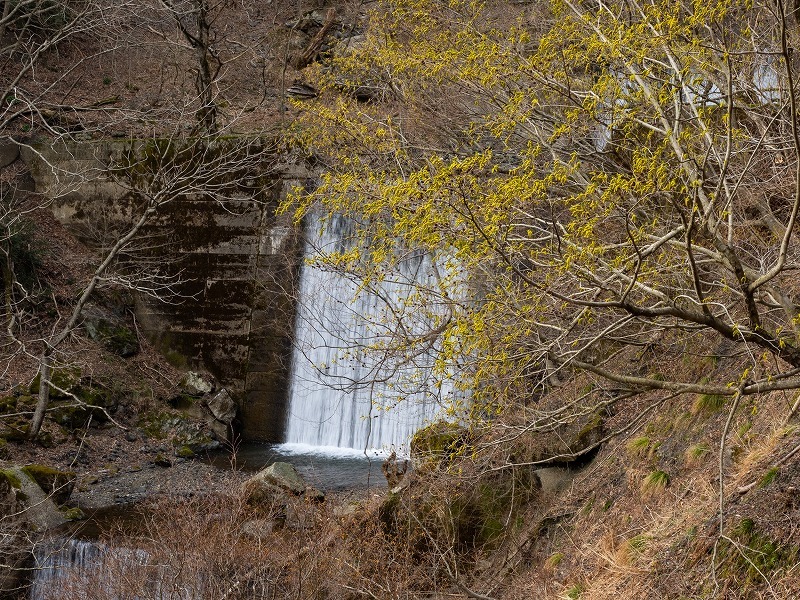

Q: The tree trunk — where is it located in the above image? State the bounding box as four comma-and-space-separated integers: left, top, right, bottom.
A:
29, 351, 52, 439
0, 0, 13, 42
195, 0, 216, 133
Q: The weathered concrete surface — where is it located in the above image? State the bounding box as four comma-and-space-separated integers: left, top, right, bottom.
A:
20, 138, 308, 442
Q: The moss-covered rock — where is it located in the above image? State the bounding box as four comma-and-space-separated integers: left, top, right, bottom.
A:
139, 410, 221, 454
84, 318, 139, 357
48, 381, 116, 430
36, 431, 54, 448
176, 445, 195, 458
410, 421, 468, 469
0, 469, 22, 490
62, 506, 85, 521
20, 464, 76, 505
29, 367, 81, 398
572, 410, 604, 452
0, 396, 16, 413
15, 395, 34, 410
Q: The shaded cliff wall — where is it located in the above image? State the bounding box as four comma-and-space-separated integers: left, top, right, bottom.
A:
20, 138, 307, 442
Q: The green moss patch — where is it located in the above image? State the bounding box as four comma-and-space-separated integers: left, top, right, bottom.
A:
0, 469, 22, 489
84, 319, 139, 357
410, 421, 468, 468
21, 464, 76, 505
0, 396, 17, 413
717, 518, 799, 587
29, 367, 82, 398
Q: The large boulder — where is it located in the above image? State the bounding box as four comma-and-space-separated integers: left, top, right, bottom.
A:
0, 138, 19, 168
181, 371, 214, 396
1, 466, 67, 531
242, 462, 324, 505
20, 464, 76, 506
245, 462, 306, 495
204, 389, 237, 427
241, 480, 288, 506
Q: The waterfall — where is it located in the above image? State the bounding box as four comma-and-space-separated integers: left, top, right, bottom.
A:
29, 536, 175, 600
29, 538, 101, 600
282, 212, 454, 454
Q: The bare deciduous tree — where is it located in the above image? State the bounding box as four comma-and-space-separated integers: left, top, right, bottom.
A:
27, 129, 280, 438
283, 0, 800, 446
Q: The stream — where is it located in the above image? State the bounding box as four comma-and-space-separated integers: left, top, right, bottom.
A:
28, 444, 393, 599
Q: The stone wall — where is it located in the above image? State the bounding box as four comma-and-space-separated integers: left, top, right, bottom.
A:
19, 138, 308, 442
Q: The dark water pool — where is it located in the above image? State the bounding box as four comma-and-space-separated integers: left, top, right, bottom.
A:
206, 442, 398, 491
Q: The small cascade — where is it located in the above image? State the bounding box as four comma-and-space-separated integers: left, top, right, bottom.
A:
29, 537, 150, 600
29, 537, 101, 600
282, 212, 455, 453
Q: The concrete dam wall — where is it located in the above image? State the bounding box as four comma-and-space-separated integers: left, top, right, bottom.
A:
19, 138, 308, 442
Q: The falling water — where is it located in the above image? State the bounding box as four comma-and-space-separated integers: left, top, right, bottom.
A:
282, 212, 455, 454
29, 536, 188, 600
29, 538, 101, 600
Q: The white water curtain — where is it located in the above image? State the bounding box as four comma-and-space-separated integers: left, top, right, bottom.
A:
282, 211, 458, 454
